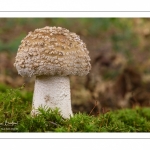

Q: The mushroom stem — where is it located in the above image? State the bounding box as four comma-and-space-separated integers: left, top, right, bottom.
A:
31, 75, 73, 118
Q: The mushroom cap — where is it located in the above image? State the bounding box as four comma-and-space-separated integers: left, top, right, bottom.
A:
14, 26, 91, 77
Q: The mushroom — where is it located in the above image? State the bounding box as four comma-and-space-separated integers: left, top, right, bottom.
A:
14, 26, 91, 118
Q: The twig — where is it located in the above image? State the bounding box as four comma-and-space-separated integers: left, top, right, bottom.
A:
49, 121, 59, 126
131, 91, 139, 108
89, 100, 98, 116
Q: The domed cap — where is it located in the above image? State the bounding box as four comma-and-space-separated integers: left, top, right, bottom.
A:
14, 26, 91, 77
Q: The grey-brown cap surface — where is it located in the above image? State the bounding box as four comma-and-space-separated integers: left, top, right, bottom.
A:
14, 26, 91, 77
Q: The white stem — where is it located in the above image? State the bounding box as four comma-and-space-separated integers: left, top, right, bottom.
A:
31, 76, 73, 118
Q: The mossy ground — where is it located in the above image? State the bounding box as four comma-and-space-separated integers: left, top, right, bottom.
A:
0, 84, 150, 132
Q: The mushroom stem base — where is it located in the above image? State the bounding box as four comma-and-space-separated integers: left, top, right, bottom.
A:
31, 76, 73, 118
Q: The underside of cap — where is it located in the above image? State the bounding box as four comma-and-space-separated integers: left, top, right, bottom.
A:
14, 26, 91, 77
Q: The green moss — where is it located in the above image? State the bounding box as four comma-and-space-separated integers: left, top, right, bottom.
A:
0, 85, 150, 132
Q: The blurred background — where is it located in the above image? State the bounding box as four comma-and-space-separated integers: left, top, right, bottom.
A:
1, 18, 150, 116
